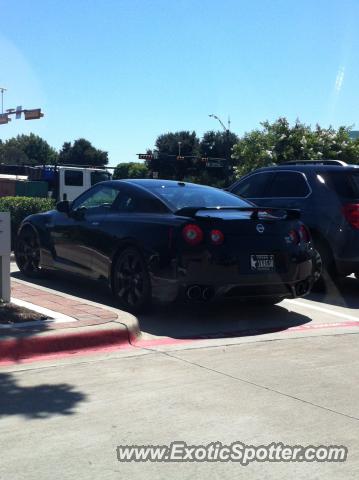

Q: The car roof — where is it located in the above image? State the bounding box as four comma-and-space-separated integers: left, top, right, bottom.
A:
122, 178, 204, 188
249, 164, 359, 174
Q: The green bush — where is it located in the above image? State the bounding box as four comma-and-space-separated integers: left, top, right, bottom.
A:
0, 196, 55, 248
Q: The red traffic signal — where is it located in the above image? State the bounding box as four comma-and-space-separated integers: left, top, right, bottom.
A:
24, 108, 44, 120
0, 113, 11, 125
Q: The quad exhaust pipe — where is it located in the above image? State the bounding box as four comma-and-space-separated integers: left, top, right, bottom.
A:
186, 285, 214, 301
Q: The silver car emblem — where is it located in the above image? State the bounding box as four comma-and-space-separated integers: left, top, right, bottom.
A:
256, 224, 265, 234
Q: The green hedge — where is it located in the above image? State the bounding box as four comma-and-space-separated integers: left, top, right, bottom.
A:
0, 196, 55, 248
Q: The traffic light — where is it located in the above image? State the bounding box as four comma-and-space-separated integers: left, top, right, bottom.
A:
0, 113, 10, 125
138, 154, 153, 160
24, 108, 44, 120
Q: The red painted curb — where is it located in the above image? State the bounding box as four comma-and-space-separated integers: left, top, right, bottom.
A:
0, 328, 131, 362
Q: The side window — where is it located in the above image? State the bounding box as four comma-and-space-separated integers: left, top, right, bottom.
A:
114, 191, 168, 214
268, 172, 310, 198
65, 170, 84, 186
72, 185, 119, 211
116, 192, 138, 213
232, 172, 274, 198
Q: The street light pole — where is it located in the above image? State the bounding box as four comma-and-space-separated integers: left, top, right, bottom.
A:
209, 113, 233, 177
178, 141, 182, 157
0, 87, 6, 114
209, 113, 230, 132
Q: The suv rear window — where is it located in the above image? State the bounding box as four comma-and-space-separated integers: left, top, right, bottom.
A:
321, 171, 359, 199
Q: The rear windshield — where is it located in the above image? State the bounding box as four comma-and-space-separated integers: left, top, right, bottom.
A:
321, 171, 359, 199
145, 183, 251, 210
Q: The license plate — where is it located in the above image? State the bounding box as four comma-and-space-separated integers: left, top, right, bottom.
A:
250, 254, 275, 272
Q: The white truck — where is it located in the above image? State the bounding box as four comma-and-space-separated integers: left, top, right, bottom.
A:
0, 165, 112, 201
56, 166, 112, 201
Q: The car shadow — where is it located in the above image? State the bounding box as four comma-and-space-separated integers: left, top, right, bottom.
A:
306, 275, 359, 309
11, 269, 312, 340
0, 371, 86, 419
137, 299, 311, 339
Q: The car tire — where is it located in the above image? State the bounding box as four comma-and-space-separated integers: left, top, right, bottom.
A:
15, 226, 44, 278
311, 240, 337, 291
112, 247, 152, 314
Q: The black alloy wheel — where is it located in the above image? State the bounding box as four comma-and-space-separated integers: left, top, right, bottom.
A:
113, 247, 151, 313
15, 228, 42, 277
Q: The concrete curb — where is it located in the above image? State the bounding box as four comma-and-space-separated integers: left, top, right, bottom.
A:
0, 323, 133, 362
0, 277, 142, 362
11, 277, 141, 338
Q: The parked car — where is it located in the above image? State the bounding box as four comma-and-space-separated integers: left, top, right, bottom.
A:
15, 179, 318, 312
228, 160, 359, 285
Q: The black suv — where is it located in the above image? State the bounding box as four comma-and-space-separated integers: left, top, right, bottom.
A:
228, 160, 359, 281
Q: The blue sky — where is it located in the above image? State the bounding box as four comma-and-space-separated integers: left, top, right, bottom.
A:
1, 0, 358, 166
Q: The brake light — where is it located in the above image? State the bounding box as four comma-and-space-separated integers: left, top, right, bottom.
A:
288, 229, 300, 244
182, 224, 203, 245
210, 229, 224, 245
342, 204, 359, 229
299, 224, 311, 243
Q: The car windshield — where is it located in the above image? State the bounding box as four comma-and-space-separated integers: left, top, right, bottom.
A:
145, 184, 251, 211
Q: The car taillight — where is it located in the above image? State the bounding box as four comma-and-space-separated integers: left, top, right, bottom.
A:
288, 229, 300, 244
182, 224, 203, 245
299, 224, 311, 243
342, 203, 359, 229
210, 229, 224, 245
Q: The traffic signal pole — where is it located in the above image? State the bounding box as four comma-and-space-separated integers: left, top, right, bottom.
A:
0, 88, 44, 125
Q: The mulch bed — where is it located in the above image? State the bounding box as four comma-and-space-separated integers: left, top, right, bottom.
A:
0, 302, 49, 325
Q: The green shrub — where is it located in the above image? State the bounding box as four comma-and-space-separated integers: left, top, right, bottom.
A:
0, 196, 55, 248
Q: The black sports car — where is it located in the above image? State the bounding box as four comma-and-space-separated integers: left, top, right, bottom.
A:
15, 179, 318, 312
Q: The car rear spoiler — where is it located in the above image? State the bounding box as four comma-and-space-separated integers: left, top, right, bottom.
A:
174, 206, 301, 220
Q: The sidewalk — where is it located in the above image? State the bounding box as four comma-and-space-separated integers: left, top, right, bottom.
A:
0, 278, 140, 363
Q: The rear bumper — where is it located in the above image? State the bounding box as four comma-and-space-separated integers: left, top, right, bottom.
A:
151, 256, 314, 303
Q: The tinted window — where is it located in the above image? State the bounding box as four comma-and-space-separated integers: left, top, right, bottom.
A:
321, 171, 359, 199
64, 170, 84, 186
268, 172, 310, 197
231, 172, 274, 198
113, 190, 168, 214
116, 193, 138, 213
72, 185, 119, 211
144, 184, 251, 210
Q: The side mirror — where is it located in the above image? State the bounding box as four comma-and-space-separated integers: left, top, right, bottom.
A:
56, 200, 71, 214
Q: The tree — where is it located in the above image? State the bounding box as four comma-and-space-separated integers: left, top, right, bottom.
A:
0, 133, 58, 165
58, 138, 108, 167
200, 130, 239, 159
146, 131, 199, 179
232, 118, 359, 177
155, 131, 199, 156
113, 162, 148, 179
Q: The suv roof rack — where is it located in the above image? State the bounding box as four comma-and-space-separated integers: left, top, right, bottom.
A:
281, 160, 348, 166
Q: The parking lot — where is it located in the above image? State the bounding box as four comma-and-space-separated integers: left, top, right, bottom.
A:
1, 264, 358, 479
